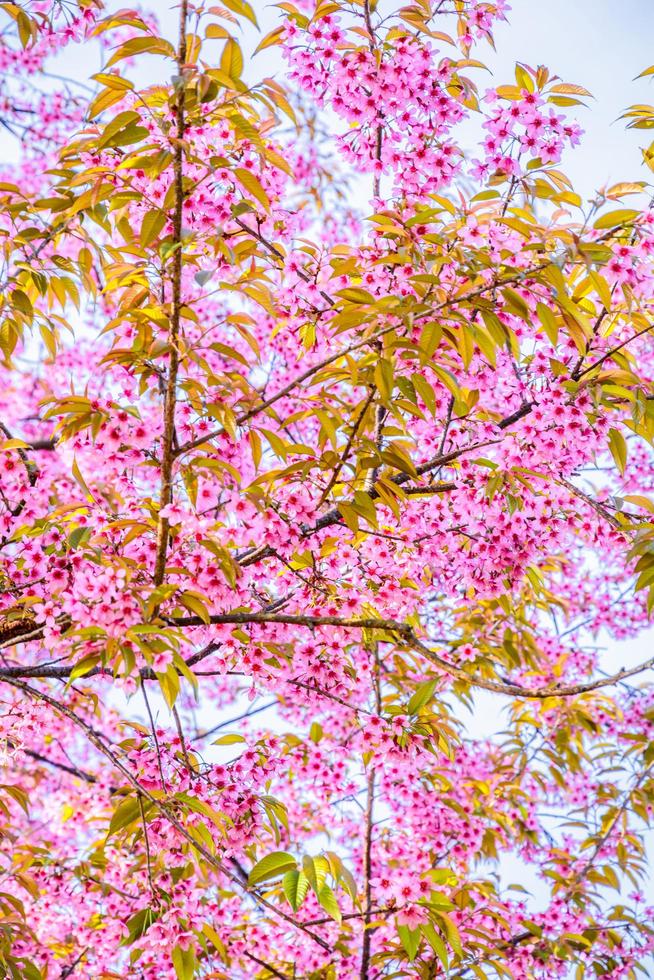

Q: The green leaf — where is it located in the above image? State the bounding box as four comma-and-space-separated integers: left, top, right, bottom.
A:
68, 525, 92, 550
536, 302, 559, 345
157, 663, 181, 710
105, 36, 175, 69
593, 208, 639, 230
234, 168, 270, 212
502, 287, 530, 319
337, 287, 375, 304
179, 590, 211, 625
419, 321, 442, 360
202, 923, 226, 958
219, 0, 258, 26
172, 943, 197, 980
248, 851, 297, 886
211, 733, 246, 745
11, 288, 33, 317
436, 911, 463, 956
221, 38, 243, 79
121, 907, 157, 946
71, 456, 96, 503
407, 678, 437, 715
608, 427, 628, 475
140, 208, 167, 248
317, 883, 342, 923
15, 961, 43, 980
302, 855, 329, 894
0, 784, 29, 814
282, 869, 310, 911
108, 796, 142, 837
374, 358, 394, 403
421, 922, 449, 971
69, 653, 101, 681
397, 923, 421, 961
381, 445, 417, 478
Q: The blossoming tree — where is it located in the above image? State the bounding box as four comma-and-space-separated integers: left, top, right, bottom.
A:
2, 0, 654, 976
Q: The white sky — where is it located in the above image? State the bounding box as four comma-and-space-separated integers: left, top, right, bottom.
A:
139, 0, 654, 196
482, 0, 654, 192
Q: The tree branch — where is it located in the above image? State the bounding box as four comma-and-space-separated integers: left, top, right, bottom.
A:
3, 613, 652, 700
152, 0, 188, 589
2, 676, 332, 952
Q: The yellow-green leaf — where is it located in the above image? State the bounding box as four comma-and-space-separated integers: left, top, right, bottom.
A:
249, 851, 297, 886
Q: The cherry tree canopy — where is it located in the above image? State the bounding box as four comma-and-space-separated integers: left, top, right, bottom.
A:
1, 1, 654, 978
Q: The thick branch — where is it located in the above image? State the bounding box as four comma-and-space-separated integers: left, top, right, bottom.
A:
3, 613, 652, 699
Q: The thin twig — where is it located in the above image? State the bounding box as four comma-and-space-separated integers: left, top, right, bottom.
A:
2, 677, 332, 952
